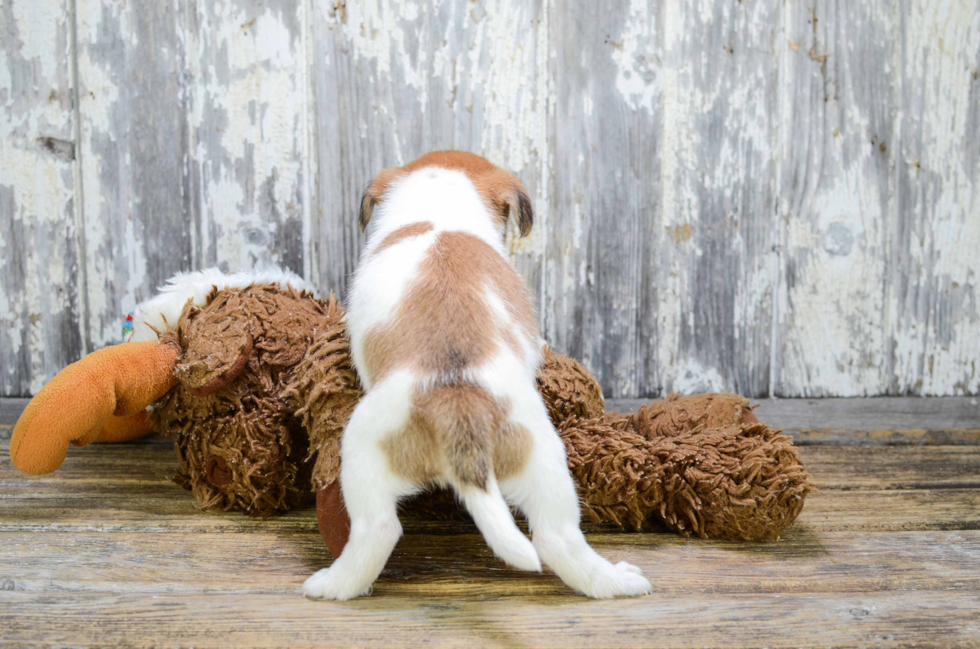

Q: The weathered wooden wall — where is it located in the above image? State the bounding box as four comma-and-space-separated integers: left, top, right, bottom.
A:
2, 0, 978, 399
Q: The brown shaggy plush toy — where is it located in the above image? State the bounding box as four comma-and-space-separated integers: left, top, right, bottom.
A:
10, 271, 811, 556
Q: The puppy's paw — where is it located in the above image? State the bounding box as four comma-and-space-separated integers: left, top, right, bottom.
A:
302, 568, 373, 601
615, 560, 644, 576
583, 562, 652, 599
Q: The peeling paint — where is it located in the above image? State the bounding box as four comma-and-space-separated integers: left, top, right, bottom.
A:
186, 2, 306, 275
887, 0, 980, 396
612, 0, 661, 113
659, 0, 777, 396
3, 0, 980, 398
775, 0, 897, 397
1, 0, 81, 396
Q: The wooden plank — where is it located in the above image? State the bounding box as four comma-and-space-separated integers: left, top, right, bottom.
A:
802, 445, 980, 488
309, 0, 551, 300
545, 0, 661, 397
608, 396, 980, 444
8, 396, 980, 443
2, 529, 978, 596
657, 0, 779, 397
5, 441, 980, 490
4, 482, 978, 535
6, 429, 980, 488
774, 0, 897, 396
183, 0, 310, 276
752, 395, 980, 430
798, 489, 980, 533
0, 590, 977, 648
0, 0, 83, 397
73, 0, 193, 349
10, 396, 980, 444
4, 443, 980, 534
786, 427, 980, 446
888, 0, 980, 395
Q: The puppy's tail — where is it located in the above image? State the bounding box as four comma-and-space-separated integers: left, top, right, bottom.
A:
415, 384, 541, 572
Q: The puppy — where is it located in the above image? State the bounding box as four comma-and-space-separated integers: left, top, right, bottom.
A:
302, 151, 652, 600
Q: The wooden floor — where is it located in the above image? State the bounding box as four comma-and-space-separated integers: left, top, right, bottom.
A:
1, 397, 979, 647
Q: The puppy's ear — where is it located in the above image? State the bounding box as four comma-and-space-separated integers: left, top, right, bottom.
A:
503, 182, 533, 237
359, 169, 400, 232
358, 182, 378, 232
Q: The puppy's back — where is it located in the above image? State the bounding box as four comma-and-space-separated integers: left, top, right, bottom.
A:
361, 229, 537, 388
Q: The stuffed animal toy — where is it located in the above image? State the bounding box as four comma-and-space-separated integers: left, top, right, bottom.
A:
10, 269, 811, 556
10, 268, 353, 517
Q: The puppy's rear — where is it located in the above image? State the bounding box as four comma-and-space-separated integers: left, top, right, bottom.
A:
303, 151, 650, 601
410, 383, 540, 571
413, 384, 498, 489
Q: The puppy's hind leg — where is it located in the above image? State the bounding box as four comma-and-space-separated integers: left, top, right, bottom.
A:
302, 381, 415, 601
500, 407, 652, 599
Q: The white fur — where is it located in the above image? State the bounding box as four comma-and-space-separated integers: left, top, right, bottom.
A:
128, 266, 315, 342
303, 167, 651, 601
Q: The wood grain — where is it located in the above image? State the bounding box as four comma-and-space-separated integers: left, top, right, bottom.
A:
2, 529, 979, 596
775, 0, 895, 397
6, 437, 980, 489
74, 0, 193, 350
609, 396, 980, 445
0, 590, 978, 648
2, 400, 979, 645
8, 395, 980, 444
184, 0, 310, 277
6, 482, 979, 536
0, 0, 83, 396
888, 0, 980, 396
310, 0, 551, 300
658, 0, 779, 398
3, 440, 980, 534
3, 1, 980, 402
546, 0, 661, 397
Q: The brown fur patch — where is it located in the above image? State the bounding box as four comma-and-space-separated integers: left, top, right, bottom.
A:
381, 385, 523, 489
360, 151, 533, 236
380, 410, 441, 486
371, 221, 434, 256
493, 421, 531, 481
362, 230, 537, 386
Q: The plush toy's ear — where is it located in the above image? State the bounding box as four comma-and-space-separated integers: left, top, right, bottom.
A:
10, 341, 179, 475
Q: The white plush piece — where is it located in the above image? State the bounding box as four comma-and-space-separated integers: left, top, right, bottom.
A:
127, 266, 315, 342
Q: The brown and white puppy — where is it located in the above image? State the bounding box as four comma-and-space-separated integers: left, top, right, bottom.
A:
302, 151, 651, 600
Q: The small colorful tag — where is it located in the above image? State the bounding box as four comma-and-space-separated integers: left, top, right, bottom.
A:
122, 312, 135, 342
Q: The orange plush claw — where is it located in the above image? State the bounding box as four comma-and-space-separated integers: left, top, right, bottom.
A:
10, 341, 180, 474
